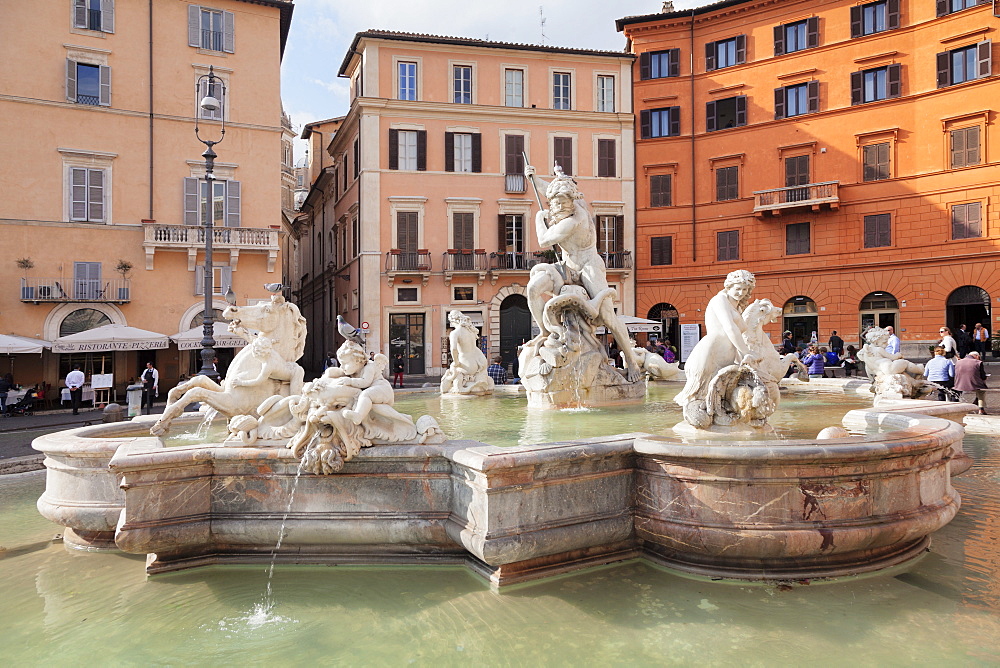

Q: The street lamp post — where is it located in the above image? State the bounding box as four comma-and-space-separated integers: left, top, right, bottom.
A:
194, 66, 226, 381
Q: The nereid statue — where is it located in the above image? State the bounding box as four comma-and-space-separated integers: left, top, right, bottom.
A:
858, 326, 935, 401
440, 310, 494, 396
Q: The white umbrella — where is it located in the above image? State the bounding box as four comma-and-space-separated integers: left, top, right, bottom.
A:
170, 322, 250, 350
52, 324, 170, 352
596, 316, 663, 335
0, 334, 51, 354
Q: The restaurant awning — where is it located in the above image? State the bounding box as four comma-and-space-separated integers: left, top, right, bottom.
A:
596, 316, 663, 335
0, 334, 51, 355
170, 322, 250, 350
52, 324, 171, 352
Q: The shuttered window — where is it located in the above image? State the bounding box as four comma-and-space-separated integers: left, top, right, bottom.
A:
74, 0, 115, 32
786, 222, 811, 255
851, 64, 901, 104
596, 215, 622, 254
453, 212, 475, 251
952, 202, 982, 239
864, 214, 891, 248
650, 175, 672, 207
597, 139, 616, 177
70, 168, 106, 222
67, 61, 111, 106
445, 133, 481, 173
640, 106, 680, 138
553, 136, 573, 175
197, 76, 224, 120
639, 49, 680, 79
717, 230, 739, 261
936, 41, 992, 87
950, 126, 981, 168
188, 5, 234, 53
863, 143, 891, 181
850, 0, 899, 38
706, 35, 746, 71
706, 96, 746, 132
183, 177, 240, 226
775, 81, 818, 119
389, 129, 426, 171
716, 166, 738, 201
785, 155, 810, 187
396, 211, 419, 252
936, 0, 988, 17
774, 17, 818, 56
504, 135, 524, 175
650, 236, 672, 266
194, 265, 233, 296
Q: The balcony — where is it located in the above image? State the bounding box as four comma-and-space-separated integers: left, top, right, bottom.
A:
753, 181, 840, 217
442, 249, 488, 286
601, 250, 633, 272
385, 249, 432, 286
504, 174, 526, 194
490, 251, 544, 272
20, 277, 131, 303
143, 223, 280, 272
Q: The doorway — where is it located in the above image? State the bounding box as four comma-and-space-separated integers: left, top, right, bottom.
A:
646, 302, 680, 349
782, 296, 818, 348
389, 313, 425, 374
499, 294, 532, 367
859, 291, 899, 338
946, 285, 990, 335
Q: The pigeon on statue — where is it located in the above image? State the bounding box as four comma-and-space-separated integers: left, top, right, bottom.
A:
337, 315, 364, 345
263, 283, 283, 294
224, 286, 237, 306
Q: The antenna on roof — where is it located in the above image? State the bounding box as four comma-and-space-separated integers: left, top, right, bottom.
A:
539, 6, 547, 44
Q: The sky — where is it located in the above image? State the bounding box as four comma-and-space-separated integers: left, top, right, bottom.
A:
279, 0, 710, 158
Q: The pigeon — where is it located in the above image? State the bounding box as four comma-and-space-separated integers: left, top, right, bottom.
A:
224, 286, 237, 305
337, 315, 364, 345
263, 283, 284, 293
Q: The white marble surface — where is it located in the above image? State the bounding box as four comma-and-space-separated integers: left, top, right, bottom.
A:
440, 311, 494, 396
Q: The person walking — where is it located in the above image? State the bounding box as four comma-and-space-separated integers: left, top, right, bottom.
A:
392, 353, 405, 388
487, 356, 509, 386
954, 350, 989, 413
972, 322, 990, 356
955, 324, 972, 358
66, 364, 85, 415
938, 327, 957, 359
828, 331, 844, 356
885, 326, 901, 355
924, 346, 955, 401
140, 362, 159, 415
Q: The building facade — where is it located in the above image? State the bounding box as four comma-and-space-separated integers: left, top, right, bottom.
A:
619, 0, 1000, 354
0, 0, 292, 391
295, 31, 635, 376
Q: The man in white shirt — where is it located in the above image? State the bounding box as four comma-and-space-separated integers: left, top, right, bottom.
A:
65, 364, 86, 415
141, 362, 159, 415
885, 325, 901, 356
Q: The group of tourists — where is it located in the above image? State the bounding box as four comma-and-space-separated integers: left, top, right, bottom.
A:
924, 323, 990, 410
780, 330, 860, 378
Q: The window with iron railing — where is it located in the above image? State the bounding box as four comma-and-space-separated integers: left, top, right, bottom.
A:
188, 5, 234, 53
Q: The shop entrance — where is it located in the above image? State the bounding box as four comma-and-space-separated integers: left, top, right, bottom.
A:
782, 296, 818, 349
859, 292, 898, 338
389, 313, 425, 374
646, 302, 680, 348
946, 285, 990, 334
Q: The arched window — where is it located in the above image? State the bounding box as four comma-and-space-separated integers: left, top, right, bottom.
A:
646, 302, 679, 346
189, 308, 225, 329
859, 291, 899, 334
58, 308, 111, 337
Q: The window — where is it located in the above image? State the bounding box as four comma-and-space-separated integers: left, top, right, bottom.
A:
706, 96, 746, 132
352, 215, 360, 257
716, 166, 738, 201
650, 175, 672, 207
774, 18, 818, 55
640, 49, 680, 79
453, 65, 472, 104
937, 41, 992, 87
952, 202, 982, 239
651, 236, 673, 265
863, 143, 891, 181
852, 64, 901, 104
950, 126, 981, 168
197, 76, 224, 120
850, 0, 899, 38
785, 155, 811, 197
70, 168, 106, 222
353, 136, 360, 179
597, 215, 622, 255
553, 72, 571, 110
188, 6, 234, 53
774, 81, 818, 119
936, 0, 988, 16
505, 69, 524, 107
706, 36, 746, 71
194, 265, 233, 296
183, 177, 240, 227
553, 136, 573, 175
501, 214, 525, 254
597, 75, 615, 112
396, 211, 419, 269
786, 222, 811, 255
388, 129, 426, 171
717, 230, 739, 261
67, 61, 110, 106
597, 139, 616, 177
504, 135, 525, 192
445, 132, 481, 173
453, 286, 475, 301
640, 107, 681, 138
453, 212, 474, 251
397, 287, 419, 302
864, 214, 891, 248
398, 61, 417, 100
73, 0, 114, 33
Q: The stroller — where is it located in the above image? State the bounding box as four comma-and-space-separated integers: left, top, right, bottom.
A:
5, 389, 38, 416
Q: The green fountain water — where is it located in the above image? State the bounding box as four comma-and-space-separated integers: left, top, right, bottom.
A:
5, 386, 999, 663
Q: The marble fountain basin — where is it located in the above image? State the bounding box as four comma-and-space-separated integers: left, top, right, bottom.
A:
32, 400, 968, 585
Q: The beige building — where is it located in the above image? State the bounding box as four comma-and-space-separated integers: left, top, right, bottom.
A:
295, 31, 635, 376
0, 0, 293, 394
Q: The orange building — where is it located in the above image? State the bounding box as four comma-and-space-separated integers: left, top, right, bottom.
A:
619, 0, 1000, 355
0, 0, 293, 393
294, 31, 635, 376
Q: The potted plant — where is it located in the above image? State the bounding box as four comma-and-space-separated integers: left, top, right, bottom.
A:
115, 259, 133, 300
16, 257, 34, 300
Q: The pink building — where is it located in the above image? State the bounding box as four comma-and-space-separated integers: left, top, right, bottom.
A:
296, 31, 635, 376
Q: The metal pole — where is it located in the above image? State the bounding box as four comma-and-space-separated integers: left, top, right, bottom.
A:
198, 143, 219, 381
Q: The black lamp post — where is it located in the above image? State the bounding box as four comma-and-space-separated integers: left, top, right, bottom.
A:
194, 66, 226, 380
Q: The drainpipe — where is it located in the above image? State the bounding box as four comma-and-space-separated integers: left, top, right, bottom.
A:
148, 0, 154, 219
689, 9, 696, 262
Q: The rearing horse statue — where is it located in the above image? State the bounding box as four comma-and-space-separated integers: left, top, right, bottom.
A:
150, 295, 306, 436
